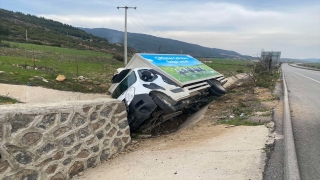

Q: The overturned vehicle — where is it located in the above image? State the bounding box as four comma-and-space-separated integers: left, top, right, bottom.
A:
109, 54, 227, 132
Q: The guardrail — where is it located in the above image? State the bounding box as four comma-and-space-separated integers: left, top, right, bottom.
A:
289, 64, 320, 71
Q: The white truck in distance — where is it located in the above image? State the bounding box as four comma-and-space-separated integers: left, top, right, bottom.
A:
109, 54, 227, 132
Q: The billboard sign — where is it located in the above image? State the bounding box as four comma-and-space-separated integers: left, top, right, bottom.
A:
261, 51, 281, 62
140, 54, 221, 83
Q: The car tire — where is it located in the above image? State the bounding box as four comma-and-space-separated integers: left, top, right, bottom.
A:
152, 93, 176, 113
210, 80, 226, 94
209, 88, 222, 97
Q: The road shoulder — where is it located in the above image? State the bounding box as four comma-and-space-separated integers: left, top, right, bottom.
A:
78, 124, 269, 180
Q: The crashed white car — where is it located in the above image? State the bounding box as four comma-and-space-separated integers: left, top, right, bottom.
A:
109, 54, 227, 132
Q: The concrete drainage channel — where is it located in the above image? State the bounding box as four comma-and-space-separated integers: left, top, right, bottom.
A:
282, 72, 301, 180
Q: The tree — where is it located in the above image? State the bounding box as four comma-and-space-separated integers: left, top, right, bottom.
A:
0, 24, 9, 36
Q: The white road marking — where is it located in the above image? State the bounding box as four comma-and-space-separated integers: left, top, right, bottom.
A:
287, 69, 320, 84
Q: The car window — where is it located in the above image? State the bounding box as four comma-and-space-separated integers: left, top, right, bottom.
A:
112, 71, 137, 98
138, 69, 158, 82
112, 69, 131, 83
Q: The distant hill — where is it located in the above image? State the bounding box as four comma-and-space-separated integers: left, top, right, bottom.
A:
81, 28, 250, 59
0, 8, 135, 54
302, 58, 320, 63
281, 58, 320, 63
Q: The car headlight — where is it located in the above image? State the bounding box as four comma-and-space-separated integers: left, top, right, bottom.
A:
125, 87, 135, 105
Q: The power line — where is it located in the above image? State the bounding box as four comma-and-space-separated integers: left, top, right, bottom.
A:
118, 8, 145, 32
128, 16, 146, 32
126, 0, 143, 5
136, 9, 152, 28
129, 0, 157, 7
135, 9, 159, 37
128, 9, 149, 31
133, 0, 153, 6
129, 9, 161, 39
138, 0, 157, 7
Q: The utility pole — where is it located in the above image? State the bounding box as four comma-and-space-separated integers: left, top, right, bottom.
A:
26, 30, 28, 42
117, 6, 136, 65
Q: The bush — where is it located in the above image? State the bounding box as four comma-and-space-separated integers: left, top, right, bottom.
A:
236, 69, 244, 73
51, 43, 61, 47
255, 74, 274, 88
249, 52, 280, 89
31, 41, 44, 45
113, 54, 124, 62
0, 41, 10, 47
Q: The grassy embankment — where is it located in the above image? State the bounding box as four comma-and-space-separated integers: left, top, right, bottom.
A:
0, 41, 123, 94
205, 58, 280, 126
204, 58, 252, 77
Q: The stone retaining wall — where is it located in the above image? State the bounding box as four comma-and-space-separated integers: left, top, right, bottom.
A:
0, 98, 130, 180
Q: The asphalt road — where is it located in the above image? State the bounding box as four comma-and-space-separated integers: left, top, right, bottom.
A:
282, 64, 320, 180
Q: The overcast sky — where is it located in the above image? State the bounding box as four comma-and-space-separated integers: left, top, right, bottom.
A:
1, 0, 320, 59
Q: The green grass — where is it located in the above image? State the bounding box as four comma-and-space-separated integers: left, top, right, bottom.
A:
255, 71, 280, 91
0, 46, 123, 93
218, 102, 266, 126
215, 100, 262, 126
4, 41, 112, 57
216, 88, 270, 126
222, 117, 263, 126
0, 96, 20, 104
201, 58, 252, 77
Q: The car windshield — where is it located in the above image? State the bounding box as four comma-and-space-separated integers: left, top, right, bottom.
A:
111, 71, 137, 98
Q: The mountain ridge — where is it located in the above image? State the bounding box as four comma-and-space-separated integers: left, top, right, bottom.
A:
0, 8, 135, 54
81, 27, 251, 59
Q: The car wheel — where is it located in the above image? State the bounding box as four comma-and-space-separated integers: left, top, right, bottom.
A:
152, 93, 176, 113
210, 80, 226, 94
209, 87, 222, 97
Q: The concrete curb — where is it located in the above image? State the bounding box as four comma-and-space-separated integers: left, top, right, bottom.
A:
282, 72, 301, 180
289, 64, 320, 71
178, 104, 209, 131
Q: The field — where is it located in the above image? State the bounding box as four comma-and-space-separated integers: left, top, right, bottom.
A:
0, 42, 123, 93
0, 42, 253, 94
4, 41, 112, 57
300, 62, 320, 70
202, 58, 252, 77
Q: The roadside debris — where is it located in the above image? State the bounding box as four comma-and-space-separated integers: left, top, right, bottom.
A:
56, 75, 66, 82
78, 76, 87, 82
136, 134, 152, 139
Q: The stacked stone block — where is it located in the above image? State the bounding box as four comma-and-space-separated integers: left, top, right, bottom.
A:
0, 99, 130, 180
